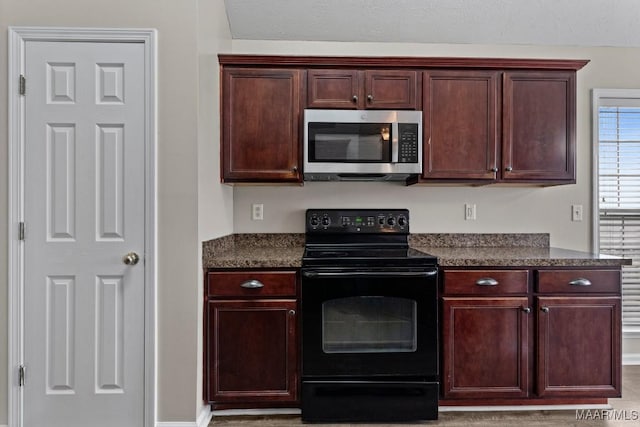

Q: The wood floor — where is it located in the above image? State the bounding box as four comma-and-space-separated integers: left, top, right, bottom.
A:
210, 365, 640, 426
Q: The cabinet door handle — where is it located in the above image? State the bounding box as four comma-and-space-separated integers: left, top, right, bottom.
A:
541, 306, 550, 313
490, 167, 499, 172
476, 277, 498, 286
522, 307, 531, 313
569, 278, 592, 286
289, 309, 296, 316
240, 279, 264, 289
367, 94, 374, 102
292, 166, 298, 173
352, 95, 358, 103
505, 166, 513, 172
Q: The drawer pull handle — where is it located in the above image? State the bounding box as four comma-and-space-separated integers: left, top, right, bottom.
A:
240, 279, 264, 289
522, 307, 531, 314
476, 278, 498, 286
569, 278, 592, 286
541, 307, 550, 313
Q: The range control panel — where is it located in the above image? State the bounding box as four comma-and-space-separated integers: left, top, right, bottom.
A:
306, 209, 409, 233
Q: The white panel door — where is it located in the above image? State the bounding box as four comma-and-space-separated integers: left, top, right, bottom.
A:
23, 41, 145, 427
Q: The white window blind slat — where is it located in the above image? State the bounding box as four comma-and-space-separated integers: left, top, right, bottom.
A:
598, 105, 640, 326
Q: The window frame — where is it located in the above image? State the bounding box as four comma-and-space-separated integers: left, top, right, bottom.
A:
592, 88, 640, 335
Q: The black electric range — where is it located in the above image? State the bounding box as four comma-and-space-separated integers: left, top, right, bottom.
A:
301, 209, 440, 423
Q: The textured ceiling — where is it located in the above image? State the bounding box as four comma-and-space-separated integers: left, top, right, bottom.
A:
224, 0, 640, 47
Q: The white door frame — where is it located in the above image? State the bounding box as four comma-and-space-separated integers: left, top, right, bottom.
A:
7, 27, 157, 427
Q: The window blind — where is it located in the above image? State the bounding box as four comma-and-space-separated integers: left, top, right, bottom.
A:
598, 106, 640, 325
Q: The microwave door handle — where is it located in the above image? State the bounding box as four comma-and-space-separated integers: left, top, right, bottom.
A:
391, 122, 399, 163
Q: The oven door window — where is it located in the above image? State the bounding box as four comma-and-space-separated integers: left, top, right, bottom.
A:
308, 122, 392, 163
322, 296, 417, 353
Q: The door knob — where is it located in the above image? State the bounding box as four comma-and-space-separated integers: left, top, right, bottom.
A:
123, 252, 140, 266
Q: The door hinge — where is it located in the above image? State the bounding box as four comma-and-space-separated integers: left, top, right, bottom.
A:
19, 74, 26, 95
18, 222, 25, 241
19, 365, 25, 387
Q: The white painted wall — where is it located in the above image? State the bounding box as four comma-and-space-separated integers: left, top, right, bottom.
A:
196, 0, 233, 420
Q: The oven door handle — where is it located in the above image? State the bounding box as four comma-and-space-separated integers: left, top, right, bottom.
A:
302, 270, 437, 279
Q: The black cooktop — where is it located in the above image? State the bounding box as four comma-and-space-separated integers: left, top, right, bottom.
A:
303, 247, 437, 267
303, 209, 437, 267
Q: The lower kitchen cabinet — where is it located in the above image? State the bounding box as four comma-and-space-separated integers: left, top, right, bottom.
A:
536, 276, 621, 398
204, 270, 299, 407
441, 269, 530, 399
442, 296, 530, 399
440, 267, 622, 404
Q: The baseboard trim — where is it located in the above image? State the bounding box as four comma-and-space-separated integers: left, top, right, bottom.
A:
197, 406, 213, 427
155, 406, 212, 427
623, 354, 640, 365
212, 408, 301, 417
440, 404, 612, 412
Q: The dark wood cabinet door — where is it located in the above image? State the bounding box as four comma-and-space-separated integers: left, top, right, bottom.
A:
307, 69, 360, 109
307, 69, 418, 109
364, 70, 419, 109
206, 299, 298, 404
442, 297, 530, 399
502, 71, 576, 183
536, 296, 621, 398
222, 68, 301, 182
423, 70, 499, 180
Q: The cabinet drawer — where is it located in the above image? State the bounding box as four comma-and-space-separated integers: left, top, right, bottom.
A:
207, 271, 297, 297
443, 270, 529, 295
536, 269, 620, 294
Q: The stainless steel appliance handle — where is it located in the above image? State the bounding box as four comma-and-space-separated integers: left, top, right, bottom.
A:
302, 270, 437, 279
391, 122, 399, 163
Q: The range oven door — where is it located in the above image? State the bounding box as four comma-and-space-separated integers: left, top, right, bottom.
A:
301, 267, 438, 380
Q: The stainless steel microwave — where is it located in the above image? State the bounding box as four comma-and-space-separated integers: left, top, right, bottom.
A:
303, 109, 422, 181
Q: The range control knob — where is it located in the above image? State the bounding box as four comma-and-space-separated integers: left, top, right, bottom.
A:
387, 216, 396, 226
309, 216, 319, 227
321, 216, 331, 227
397, 215, 407, 227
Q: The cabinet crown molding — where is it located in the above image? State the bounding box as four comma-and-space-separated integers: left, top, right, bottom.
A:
218, 54, 589, 70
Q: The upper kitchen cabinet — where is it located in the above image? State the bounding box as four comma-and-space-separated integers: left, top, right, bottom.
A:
307, 69, 420, 110
423, 70, 499, 181
221, 67, 302, 183
502, 71, 576, 183
217, 55, 588, 185
422, 63, 585, 185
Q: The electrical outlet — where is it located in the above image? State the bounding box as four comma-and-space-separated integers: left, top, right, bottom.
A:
252, 204, 264, 221
572, 204, 583, 222
465, 203, 476, 221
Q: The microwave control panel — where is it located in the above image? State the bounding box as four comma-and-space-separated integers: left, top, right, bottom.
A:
398, 123, 419, 163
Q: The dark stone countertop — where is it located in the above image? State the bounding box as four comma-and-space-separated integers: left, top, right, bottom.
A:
202, 233, 631, 269
203, 234, 305, 269
413, 246, 631, 267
